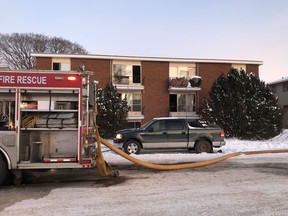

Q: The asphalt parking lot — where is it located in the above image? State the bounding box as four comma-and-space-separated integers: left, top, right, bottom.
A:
1, 153, 288, 216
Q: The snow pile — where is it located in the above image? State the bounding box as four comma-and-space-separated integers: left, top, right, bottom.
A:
223, 129, 288, 153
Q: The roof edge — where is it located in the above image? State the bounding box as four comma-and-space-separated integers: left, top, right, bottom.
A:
31, 53, 263, 65
268, 77, 288, 85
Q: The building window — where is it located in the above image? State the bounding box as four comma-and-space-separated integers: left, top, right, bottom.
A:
122, 93, 142, 112
271, 86, 277, 93
133, 66, 141, 83
232, 64, 246, 71
169, 63, 196, 78
283, 83, 288, 92
53, 63, 60, 71
113, 64, 141, 85
126, 121, 141, 128
52, 62, 70, 71
169, 94, 195, 112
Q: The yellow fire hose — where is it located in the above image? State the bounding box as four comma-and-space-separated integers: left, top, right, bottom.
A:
99, 138, 242, 170
95, 131, 288, 177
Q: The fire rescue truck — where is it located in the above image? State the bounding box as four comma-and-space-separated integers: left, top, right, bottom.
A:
0, 70, 98, 185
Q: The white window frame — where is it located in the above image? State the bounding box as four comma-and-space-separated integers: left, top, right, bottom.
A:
52, 58, 71, 71
112, 60, 141, 85
121, 92, 142, 113
169, 63, 196, 78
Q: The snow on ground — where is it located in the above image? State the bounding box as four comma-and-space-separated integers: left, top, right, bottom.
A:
2, 130, 288, 216
223, 129, 288, 153
103, 129, 288, 165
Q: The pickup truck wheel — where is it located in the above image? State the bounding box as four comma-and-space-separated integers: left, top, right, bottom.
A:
124, 140, 141, 154
195, 141, 212, 153
0, 154, 8, 185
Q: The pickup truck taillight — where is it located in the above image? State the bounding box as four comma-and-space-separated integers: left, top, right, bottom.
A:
221, 131, 225, 139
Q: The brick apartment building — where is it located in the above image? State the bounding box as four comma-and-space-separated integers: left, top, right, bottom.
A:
32, 53, 262, 127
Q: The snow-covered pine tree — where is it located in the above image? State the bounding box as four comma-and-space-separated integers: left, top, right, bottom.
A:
96, 82, 130, 138
202, 68, 282, 140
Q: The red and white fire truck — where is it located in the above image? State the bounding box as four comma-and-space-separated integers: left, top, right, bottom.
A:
0, 70, 98, 185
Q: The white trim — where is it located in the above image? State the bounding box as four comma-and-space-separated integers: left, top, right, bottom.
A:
31, 53, 263, 65
114, 84, 144, 91
169, 87, 201, 92
127, 115, 144, 120
169, 112, 197, 118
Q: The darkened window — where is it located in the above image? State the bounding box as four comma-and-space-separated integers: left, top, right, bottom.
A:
169, 94, 177, 112
167, 121, 184, 130
133, 66, 141, 83
283, 83, 288, 92
271, 86, 277, 93
53, 63, 60, 71
169, 94, 195, 112
126, 122, 141, 128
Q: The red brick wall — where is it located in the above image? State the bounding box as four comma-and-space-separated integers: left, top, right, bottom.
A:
71, 59, 111, 89
197, 63, 260, 113
142, 61, 169, 123
35, 57, 52, 70
34, 57, 260, 122
246, 64, 259, 77
198, 63, 231, 112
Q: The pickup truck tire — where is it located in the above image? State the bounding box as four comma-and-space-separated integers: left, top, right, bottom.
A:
195, 140, 212, 153
0, 154, 8, 185
124, 140, 141, 154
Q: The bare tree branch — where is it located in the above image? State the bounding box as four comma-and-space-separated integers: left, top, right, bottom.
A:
0, 33, 88, 69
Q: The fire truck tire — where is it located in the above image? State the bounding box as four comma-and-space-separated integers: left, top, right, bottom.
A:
0, 154, 8, 185
195, 140, 212, 153
124, 140, 141, 154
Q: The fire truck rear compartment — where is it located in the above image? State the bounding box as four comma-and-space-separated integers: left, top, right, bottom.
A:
20, 130, 78, 163
18, 89, 81, 165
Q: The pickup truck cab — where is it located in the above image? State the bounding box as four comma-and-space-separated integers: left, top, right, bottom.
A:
113, 117, 225, 154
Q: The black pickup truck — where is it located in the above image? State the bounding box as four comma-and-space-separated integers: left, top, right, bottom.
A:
113, 117, 225, 154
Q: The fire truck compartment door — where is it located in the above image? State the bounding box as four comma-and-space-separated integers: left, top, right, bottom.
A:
2, 134, 15, 147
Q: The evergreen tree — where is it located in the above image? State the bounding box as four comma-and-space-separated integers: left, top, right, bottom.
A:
202, 68, 282, 140
96, 82, 130, 138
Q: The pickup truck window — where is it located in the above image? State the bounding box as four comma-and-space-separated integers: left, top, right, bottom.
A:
167, 120, 185, 130
148, 120, 165, 132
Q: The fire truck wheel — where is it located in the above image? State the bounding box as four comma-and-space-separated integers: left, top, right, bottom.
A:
124, 140, 141, 154
0, 154, 8, 185
195, 140, 212, 153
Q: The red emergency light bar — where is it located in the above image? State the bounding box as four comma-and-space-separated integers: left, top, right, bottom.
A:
67, 76, 77, 81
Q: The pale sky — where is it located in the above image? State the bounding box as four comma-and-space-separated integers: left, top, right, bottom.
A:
1, 0, 287, 83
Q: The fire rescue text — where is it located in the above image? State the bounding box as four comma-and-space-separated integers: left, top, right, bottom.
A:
0, 75, 47, 85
